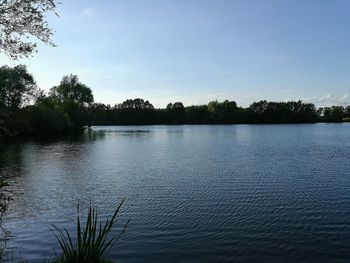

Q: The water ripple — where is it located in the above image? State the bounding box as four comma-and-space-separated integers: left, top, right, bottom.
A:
1, 124, 350, 262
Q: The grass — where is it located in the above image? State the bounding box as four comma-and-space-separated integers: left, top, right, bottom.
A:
51, 198, 130, 263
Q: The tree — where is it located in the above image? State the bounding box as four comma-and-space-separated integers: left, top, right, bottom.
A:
113, 99, 155, 124
166, 103, 173, 111
119, 98, 154, 110
345, 106, 350, 117
0, 0, 58, 59
166, 102, 185, 123
249, 100, 268, 114
185, 105, 209, 124
321, 106, 344, 122
49, 75, 94, 128
0, 65, 37, 112
208, 100, 237, 123
50, 75, 94, 107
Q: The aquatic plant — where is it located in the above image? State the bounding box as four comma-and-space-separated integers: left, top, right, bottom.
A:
0, 180, 10, 221
51, 198, 130, 263
0, 179, 11, 261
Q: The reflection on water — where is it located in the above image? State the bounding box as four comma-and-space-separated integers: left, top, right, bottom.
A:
1, 124, 350, 262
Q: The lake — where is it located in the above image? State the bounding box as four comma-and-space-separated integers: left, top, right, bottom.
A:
1, 124, 350, 262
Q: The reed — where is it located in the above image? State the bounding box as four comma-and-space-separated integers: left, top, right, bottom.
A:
51, 198, 130, 263
0, 179, 11, 262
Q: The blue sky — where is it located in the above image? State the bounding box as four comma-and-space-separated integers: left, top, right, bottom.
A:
1, 0, 350, 108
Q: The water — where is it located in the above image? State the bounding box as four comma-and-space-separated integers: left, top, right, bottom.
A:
1, 124, 350, 262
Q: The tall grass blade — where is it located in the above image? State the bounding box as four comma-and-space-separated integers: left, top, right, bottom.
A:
51, 199, 129, 263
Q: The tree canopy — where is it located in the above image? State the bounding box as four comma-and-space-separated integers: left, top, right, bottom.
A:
49, 75, 93, 129
50, 75, 94, 108
0, 65, 37, 112
0, 0, 58, 59
118, 98, 154, 110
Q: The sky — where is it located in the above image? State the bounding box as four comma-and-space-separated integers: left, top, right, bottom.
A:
1, 0, 350, 108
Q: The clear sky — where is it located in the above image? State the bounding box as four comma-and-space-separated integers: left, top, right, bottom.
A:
1, 0, 350, 108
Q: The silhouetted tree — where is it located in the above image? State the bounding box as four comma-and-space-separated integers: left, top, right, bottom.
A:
248, 100, 317, 123
49, 75, 93, 128
118, 98, 154, 110
185, 105, 210, 124
114, 98, 155, 124
208, 100, 238, 123
345, 106, 350, 117
0, 65, 37, 112
88, 103, 114, 125
7, 98, 72, 135
321, 106, 345, 122
166, 102, 185, 123
50, 75, 93, 107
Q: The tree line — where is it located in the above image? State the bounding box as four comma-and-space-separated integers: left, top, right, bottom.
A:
1, 65, 349, 138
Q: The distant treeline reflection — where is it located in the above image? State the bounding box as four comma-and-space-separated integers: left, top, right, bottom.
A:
1, 65, 349, 138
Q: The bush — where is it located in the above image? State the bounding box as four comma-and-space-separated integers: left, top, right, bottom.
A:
6, 104, 72, 136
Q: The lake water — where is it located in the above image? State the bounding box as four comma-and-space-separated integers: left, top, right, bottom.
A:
1, 124, 350, 262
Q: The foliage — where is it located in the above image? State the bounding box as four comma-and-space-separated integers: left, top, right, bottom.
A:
185, 105, 210, 124
118, 98, 154, 110
320, 106, 346, 122
208, 100, 238, 123
166, 102, 185, 124
49, 75, 94, 129
50, 75, 94, 108
247, 100, 317, 123
6, 103, 72, 135
0, 65, 37, 112
51, 199, 130, 263
112, 98, 156, 125
0, 64, 349, 139
0, 0, 58, 59
0, 111, 10, 138
84, 97, 350, 126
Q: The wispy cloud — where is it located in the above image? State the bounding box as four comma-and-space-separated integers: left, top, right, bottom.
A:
297, 94, 349, 106
280, 89, 293, 94
81, 7, 100, 18
340, 94, 348, 100
67, 64, 149, 82
300, 96, 316, 103
319, 94, 331, 102
193, 70, 242, 75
